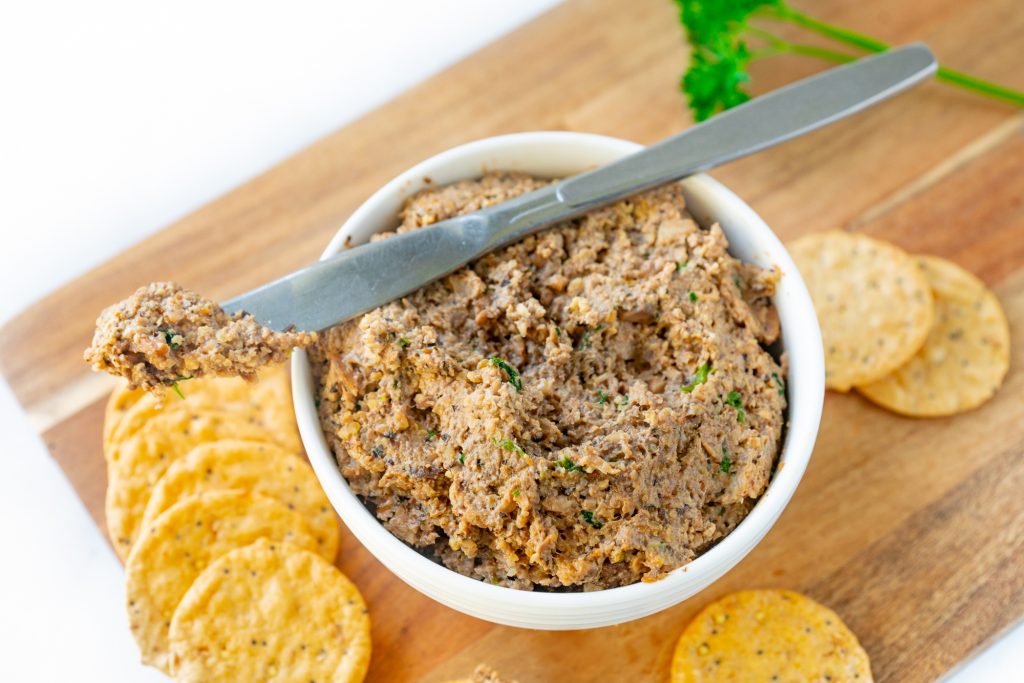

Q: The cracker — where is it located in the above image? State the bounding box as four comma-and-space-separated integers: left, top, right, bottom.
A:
168, 538, 371, 683
106, 410, 278, 560
141, 440, 338, 561
789, 231, 933, 391
103, 382, 145, 458
857, 255, 1010, 416
671, 589, 872, 682
125, 490, 323, 672
107, 363, 300, 453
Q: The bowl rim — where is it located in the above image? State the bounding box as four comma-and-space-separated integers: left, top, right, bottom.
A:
292, 131, 824, 622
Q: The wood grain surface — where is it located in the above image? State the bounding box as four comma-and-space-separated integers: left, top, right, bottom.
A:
3, 0, 1023, 681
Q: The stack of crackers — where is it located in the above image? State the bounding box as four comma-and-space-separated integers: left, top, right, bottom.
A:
790, 231, 1010, 416
102, 364, 370, 682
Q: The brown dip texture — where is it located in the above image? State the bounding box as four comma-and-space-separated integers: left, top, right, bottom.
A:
310, 172, 786, 590
84, 282, 315, 392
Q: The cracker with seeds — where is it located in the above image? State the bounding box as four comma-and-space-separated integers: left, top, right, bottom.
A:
789, 231, 933, 391
857, 255, 1010, 416
671, 589, 872, 682
106, 363, 301, 455
169, 538, 371, 683
106, 410, 278, 560
103, 382, 146, 455
125, 490, 324, 672
141, 440, 338, 561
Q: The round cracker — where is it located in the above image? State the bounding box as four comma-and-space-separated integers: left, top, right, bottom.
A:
169, 538, 371, 683
103, 381, 146, 457
857, 255, 1010, 416
106, 411, 278, 560
789, 231, 933, 391
126, 490, 324, 672
107, 363, 301, 453
671, 589, 872, 682
141, 440, 338, 561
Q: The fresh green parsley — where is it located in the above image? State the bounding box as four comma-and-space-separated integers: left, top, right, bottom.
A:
676, 260, 689, 271
426, 429, 439, 442
674, 0, 1023, 122
596, 390, 608, 404
397, 337, 411, 348
577, 324, 604, 351
161, 329, 180, 350
771, 372, 786, 396
616, 395, 630, 409
581, 510, 604, 529
490, 357, 522, 392
681, 361, 712, 393
170, 376, 192, 400
457, 452, 466, 465
556, 456, 580, 472
511, 488, 521, 498
689, 291, 699, 302
720, 448, 733, 474
725, 390, 745, 422
493, 437, 525, 457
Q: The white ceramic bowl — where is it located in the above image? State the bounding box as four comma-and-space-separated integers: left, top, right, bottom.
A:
292, 132, 825, 630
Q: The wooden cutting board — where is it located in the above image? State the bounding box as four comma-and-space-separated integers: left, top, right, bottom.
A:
2, 0, 1022, 680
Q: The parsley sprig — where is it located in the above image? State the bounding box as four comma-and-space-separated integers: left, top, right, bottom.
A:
681, 361, 712, 393
493, 437, 525, 457
725, 390, 746, 422
490, 356, 522, 392
581, 510, 604, 529
675, 0, 1024, 122
556, 456, 581, 472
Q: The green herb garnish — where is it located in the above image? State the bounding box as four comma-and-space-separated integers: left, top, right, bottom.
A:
596, 390, 608, 404
426, 429, 439, 441
771, 372, 785, 396
457, 452, 466, 465
490, 357, 522, 392
581, 510, 604, 529
674, 0, 1024, 122
721, 448, 733, 474
676, 260, 689, 271
169, 375, 192, 400
577, 324, 604, 351
511, 488, 521, 498
556, 456, 580, 472
397, 337, 410, 348
681, 361, 712, 393
689, 291, 699, 302
725, 390, 745, 422
493, 437, 525, 457
161, 329, 180, 349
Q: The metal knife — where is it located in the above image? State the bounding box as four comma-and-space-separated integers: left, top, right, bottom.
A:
224, 43, 937, 331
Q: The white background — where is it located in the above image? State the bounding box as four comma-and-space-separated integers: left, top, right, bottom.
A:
0, 1, 1019, 680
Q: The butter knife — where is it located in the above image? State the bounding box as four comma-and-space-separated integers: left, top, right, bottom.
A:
223, 43, 937, 331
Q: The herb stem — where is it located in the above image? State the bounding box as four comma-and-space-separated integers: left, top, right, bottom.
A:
766, 5, 887, 52
767, 3, 1024, 107
747, 27, 855, 65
